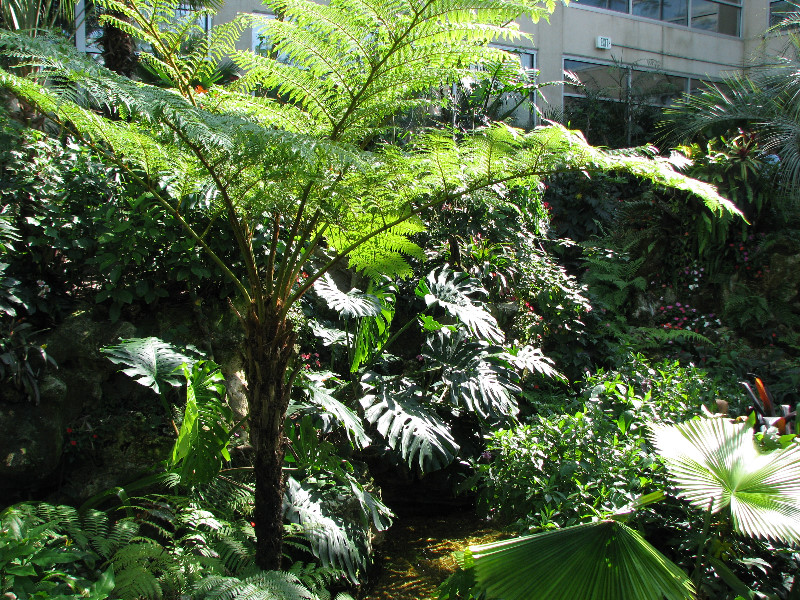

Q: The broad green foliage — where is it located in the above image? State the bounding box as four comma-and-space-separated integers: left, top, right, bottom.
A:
0, 504, 116, 600
0, 117, 238, 321
102, 337, 197, 395
102, 336, 389, 576
476, 356, 739, 530
295, 371, 371, 448
0, 499, 345, 600
170, 361, 234, 486
314, 275, 382, 321
417, 267, 505, 344
360, 371, 460, 472
0, 0, 743, 571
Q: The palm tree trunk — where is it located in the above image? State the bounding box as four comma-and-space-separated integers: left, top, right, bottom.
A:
244, 301, 297, 570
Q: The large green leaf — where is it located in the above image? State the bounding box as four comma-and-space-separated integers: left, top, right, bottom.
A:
423, 329, 519, 420
298, 373, 370, 449
283, 476, 363, 583
351, 278, 396, 372
102, 337, 196, 395
416, 267, 504, 344
360, 372, 459, 473
469, 520, 695, 600
314, 273, 382, 320
169, 361, 233, 486
650, 416, 800, 544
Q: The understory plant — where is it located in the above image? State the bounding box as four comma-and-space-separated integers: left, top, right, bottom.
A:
449, 415, 800, 600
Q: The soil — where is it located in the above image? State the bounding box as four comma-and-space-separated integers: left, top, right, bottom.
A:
358, 510, 509, 600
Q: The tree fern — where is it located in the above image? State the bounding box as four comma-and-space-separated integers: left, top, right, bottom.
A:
0, 0, 742, 570
195, 569, 322, 600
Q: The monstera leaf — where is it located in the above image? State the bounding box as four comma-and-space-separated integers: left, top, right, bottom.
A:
360, 372, 459, 473
505, 345, 567, 383
298, 372, 370, 449
102, 337, 196, 395
650, 416, 800, 544
169, 361, 233, 486
468, 520, 694, 600
416, 267, 504, 343
314, 273, 382, 320
423, 329, 519, 420
283, 476, 363, 583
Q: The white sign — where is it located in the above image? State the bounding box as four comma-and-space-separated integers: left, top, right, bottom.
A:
596, 36, 612, 50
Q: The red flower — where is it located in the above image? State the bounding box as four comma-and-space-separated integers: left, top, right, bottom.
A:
70, 440, 77, 446
66, 427, 73, 433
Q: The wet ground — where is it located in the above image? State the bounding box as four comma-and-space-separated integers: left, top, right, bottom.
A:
359, 510, 508, 600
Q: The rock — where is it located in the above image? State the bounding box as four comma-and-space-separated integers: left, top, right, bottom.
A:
0, 398, 64, 497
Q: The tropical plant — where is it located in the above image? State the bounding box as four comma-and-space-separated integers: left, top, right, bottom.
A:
0, 0, 738, 571
451, 415, 800, 600
0, 0, 76, 35
1, 497, 350, 600
663, 20, 800, 191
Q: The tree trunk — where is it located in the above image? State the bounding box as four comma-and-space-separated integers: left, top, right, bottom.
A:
244, 301, 296, 571
98, 13, 138, 77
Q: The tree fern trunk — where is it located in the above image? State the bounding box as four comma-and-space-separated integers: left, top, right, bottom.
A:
244, 301, 296, 571
98, 13, 138, 77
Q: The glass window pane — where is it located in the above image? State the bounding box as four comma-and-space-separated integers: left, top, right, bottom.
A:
564, 60, 626, 99
632, 0, 660, 20
770, 0, 796, 26
691, 0, 740, 36
573, 0, 628, 12
631, 71, 688, 105
662, 0, 688, 24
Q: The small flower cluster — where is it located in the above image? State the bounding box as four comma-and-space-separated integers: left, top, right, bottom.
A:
299, 352, 321, 370
655, 301, 720, 334
64, 426, 99, 450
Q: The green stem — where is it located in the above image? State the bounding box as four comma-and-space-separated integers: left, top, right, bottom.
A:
692, 499, 715, 591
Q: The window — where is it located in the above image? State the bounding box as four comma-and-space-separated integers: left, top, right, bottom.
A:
770, 0, 796, 26
562, 58, 709, 145
572, 0, 740, 36
564, 58, 698, 105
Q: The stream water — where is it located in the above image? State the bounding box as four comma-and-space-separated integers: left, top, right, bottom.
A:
358, 510, 507, 600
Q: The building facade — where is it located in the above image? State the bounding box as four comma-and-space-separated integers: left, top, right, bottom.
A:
77, 0, 795, 119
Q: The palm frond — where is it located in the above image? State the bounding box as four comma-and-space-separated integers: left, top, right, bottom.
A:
650, 416, 800, 544
469, 520, 695, 600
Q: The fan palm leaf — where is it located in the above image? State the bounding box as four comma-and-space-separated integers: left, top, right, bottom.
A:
469, 520, 694, 600
650, 416, 800, 544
